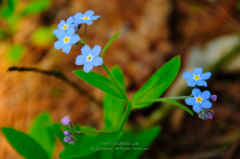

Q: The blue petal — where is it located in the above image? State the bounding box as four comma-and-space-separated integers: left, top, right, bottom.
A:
193, 67, 203, 74
85, 10, 94, 16
67, 16, 74, 24
185, 97, 195, 106
186, 79, 196, 87
74, 12, 83, 19
54, 41, 62, 50
62, 45, 72, 54
201, 72, 211, 80
201, 100, 212, 108
75, 55, 86, 65
81, 45, 91, 55
86, 20, 93, 25
77, 19, 85, 24
66, 28, 75, 35
71, 34, 80, 44
192, 88, 201, 97
193, 105, 202, 113
53, 29, 65, 39
196, 80, 208, 87
58, 20, 65, 28
83, 63, 93, 73
92, 56, 103, 66
92, 45, 101, 56
91, 15, 100, 20
53, 29, 59, 36
182, 72, 192, 79
202, 90, 211, 99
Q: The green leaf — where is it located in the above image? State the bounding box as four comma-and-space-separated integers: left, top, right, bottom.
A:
75, 125, 97, 135
51, 123, 68, 146
160, 98, 193, 116
59, 133, 121, 159
1, 127, 49, 159
0, 0, 18, 19
101, 32, 120, 58
20, 0, 50, 16
115, 127, 161, 159
6, 44, 25, 63
28, 112, 55, 158
31, 27, 54, 46
111, 66, 126, 91
132, 56, 181, 109
73, 69, 124, 99
104, 66, 126, 130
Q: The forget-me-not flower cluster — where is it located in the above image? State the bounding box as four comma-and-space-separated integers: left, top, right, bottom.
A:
183, 67, 217, 120
53, 10, 100, 54
53, 10, 103, 73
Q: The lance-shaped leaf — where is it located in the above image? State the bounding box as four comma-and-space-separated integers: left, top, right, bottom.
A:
73, 70, 124, 99
132, 56, 181, 109
59, 133, 121, 159
2, 127, 49, 159
104, 66, 126, 130
115, 127, 161, 159
28, 112, 56, 158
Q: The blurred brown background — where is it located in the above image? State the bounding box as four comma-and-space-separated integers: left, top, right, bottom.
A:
0, 0, 240, 158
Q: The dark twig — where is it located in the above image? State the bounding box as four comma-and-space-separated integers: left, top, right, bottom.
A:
8, 66, 100, 105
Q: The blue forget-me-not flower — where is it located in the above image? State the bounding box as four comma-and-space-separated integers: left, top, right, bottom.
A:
74, 10, 100, 25
75, 45, 103, 73
54, 29, 80, 54
182, 67, 211, 87
185, 88, 212, 113
53, 17, 75, 35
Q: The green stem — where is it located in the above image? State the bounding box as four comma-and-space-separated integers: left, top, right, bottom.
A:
160, 96, 189, 100
102, 63, 131, 130
119, 102, 131, 130
79, 39, 86, 45
136, 96, 189, 107
102, 63, 127, 100
82, 24, 87, 43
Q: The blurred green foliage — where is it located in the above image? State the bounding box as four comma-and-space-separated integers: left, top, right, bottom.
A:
0, 0, 51, 31
0, 0, 18, 19
31, 27, 55, 46
6, 44, 25, 63
238, 0, 240, 10
20, 0, 50, 16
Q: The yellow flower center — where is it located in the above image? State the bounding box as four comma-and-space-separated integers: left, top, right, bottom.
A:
82, 16, 90, 20
63, 36, 70, 43
62, 24, 68, 30
86, 55, 93, 61
196, 97, 203, 103
193, 75, 200, 80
